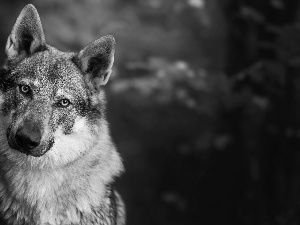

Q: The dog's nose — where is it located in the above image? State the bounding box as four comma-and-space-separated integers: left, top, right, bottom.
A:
15, 123, 42, 151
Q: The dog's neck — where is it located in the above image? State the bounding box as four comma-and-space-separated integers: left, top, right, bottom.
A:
0, 142, 123, 225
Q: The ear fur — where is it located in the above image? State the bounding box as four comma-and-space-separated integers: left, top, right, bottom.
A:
77, 35, 115, 90
5, 4, 46, 60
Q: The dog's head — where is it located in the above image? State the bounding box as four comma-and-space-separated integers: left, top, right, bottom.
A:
0, 5, 115, 167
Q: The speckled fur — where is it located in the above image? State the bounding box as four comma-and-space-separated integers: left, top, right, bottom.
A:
0, 4, 125, 225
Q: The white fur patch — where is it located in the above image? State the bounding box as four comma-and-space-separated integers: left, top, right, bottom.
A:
48, 116, 96, 166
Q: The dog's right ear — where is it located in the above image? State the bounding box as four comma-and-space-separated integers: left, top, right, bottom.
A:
5, 4, 46, 60
77, 35, 115, 91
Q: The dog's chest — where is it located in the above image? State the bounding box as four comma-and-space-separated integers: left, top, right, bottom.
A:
0, 170, 115, 225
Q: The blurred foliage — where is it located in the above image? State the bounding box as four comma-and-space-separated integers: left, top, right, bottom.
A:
1, 0, 300, 225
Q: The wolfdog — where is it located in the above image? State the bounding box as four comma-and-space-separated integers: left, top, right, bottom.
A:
0, 4, 125, 225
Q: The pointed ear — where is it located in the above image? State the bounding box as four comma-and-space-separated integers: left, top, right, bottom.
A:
77, 35, 115, 90
5, 4, 46, 60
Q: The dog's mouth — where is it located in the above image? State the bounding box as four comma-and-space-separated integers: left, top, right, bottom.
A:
6, 127, 54, 157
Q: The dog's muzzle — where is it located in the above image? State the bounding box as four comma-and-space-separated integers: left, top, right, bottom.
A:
7, 119, 44, 157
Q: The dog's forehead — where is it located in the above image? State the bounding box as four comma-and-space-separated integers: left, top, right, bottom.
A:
15, 51, 77, 78
15, 50, 83, 86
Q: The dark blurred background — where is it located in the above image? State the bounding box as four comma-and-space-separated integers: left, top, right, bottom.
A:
2, 0, 300, 224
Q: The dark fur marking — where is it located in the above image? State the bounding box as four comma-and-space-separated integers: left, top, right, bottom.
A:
19, 32, 47, 55
47, 61, 61, 84
86, 55, 110, 78
75, 100, 88, 117
2, 101, 13, 116
74, 94, 103, 121
82, 96, 103, 123
70, 55, 82, 71
90, 159, 100, 169
0, 68, 10, 80
5, 127, 11, 140
0, 69, 15, 92
63, 127, 72, 135
88, 106, 103, 121
0, 77, 17, 115
33, 44, 48, 54
20, 32, 34, 55
45, 139, 54, 152
61, 116, 75, 135
9, 36, 13, 48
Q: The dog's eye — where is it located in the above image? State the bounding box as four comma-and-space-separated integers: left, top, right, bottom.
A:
58, 99, 71, 107
19, 85, 30, 94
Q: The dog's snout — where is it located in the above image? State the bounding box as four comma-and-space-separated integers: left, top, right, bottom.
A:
15, 121, 42, 151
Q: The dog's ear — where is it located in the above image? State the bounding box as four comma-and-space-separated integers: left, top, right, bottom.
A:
5, 4, 46, 60
77, 35, 115, 90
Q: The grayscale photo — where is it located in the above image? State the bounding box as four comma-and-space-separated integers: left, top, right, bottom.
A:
0, 0, 298, 225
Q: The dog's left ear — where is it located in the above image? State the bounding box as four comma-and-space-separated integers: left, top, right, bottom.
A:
77, 35, 115, 90
5, 4, 46, 60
